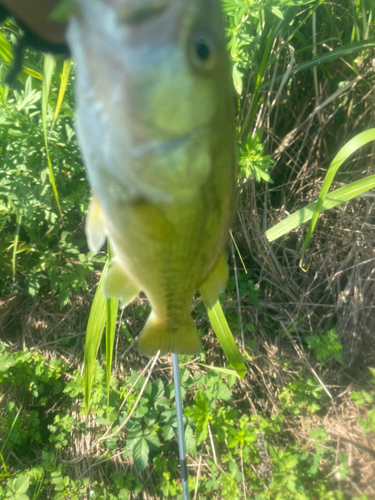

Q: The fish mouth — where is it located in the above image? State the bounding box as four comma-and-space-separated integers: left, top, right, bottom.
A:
130, 128, 206, 160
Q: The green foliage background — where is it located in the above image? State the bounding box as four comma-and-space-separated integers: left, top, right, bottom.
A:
1, 0, 375, 499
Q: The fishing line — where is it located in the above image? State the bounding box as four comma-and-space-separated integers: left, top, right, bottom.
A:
172, 353, 190, 500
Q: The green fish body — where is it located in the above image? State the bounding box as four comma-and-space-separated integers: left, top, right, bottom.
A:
67, 0, 237, 356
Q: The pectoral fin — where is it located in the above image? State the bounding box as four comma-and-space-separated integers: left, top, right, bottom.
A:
86, 196, 106, 253
104, 259, 140, 308
199, 254, 229, 309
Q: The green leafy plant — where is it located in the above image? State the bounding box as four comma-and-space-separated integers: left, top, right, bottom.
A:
5, 475, 30, 500
351, 368, 375, 435
279, 375, 325, 414
239, 130, 274, 184
305, 328, 344, 365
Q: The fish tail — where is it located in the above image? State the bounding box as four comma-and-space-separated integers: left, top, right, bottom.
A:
138, 313, 202, 357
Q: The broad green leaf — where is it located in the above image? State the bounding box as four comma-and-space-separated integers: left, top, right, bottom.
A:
206, 301, 246, 378
163, 423, 175, 441
133, 437, 149, 472
151, 379, 165, 400
0, 352, 18, 372
301, 129, 375, 263
212, 382, 232, 401
13, 476, 30, 494
118, 489, 129, 500
42, 55, 63, 221
84, 261, 109, 413
266, 174, 375, 241
144, 432, 160, 451
6, 475, 29, 498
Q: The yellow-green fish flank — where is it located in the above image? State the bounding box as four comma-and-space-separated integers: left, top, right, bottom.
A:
67, 0, 237, 356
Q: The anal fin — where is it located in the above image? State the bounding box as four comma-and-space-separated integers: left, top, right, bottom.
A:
199, 254, 229, 309
104, 259, 140, 308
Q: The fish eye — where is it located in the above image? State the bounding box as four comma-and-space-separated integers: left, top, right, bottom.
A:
189, 34, 217, 71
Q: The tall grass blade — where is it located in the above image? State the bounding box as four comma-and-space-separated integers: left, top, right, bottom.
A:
291, 38, 375, 74
12, 211, 22, 281
301, 129, 375, 264
198, 364, 241, 378
84, 261, 109, 414
105, 244, 118, 408
42, 55, 63, 221
206, 301, 246, 378
51, 59, 72, 133
0, 405, 22, 455
263, 38, 375, 89
266, 174, 375, 242
105, 296, 118, 409
243, 15, 284, 139
230, 230, 247, 272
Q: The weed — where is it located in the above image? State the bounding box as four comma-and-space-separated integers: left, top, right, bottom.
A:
305, 329, 344, 366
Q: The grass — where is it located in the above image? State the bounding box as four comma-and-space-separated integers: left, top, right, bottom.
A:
1, 0, 375, 498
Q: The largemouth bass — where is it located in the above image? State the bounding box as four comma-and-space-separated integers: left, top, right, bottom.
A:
67, 0, 237, 357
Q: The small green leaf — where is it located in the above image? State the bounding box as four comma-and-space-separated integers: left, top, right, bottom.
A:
58, 288, 70, 309
118, 489, 129, 500
232, 65, 243, 95
185, 425, 197, 456
213, 382, 232, 401
133, 437, 149, 472
163, 423, 175, 441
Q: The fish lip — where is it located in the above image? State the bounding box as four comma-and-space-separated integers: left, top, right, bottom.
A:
131, 127, 206, 159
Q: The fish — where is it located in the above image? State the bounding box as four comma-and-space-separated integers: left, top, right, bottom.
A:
67, 0, 237, 357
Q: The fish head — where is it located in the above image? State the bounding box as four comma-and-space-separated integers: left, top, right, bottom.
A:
68, 0, 235, 206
